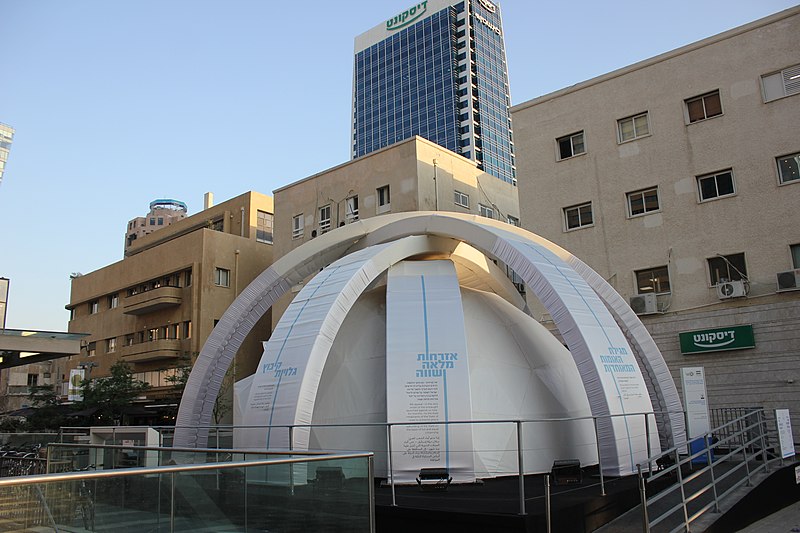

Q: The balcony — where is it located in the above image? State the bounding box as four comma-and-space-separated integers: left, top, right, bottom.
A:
119, 338, 182, 363
122, 286, 182, 315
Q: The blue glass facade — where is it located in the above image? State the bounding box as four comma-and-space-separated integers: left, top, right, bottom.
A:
353, 0, 516, 184
353, 7, 460, 158
469, 0, 515, 183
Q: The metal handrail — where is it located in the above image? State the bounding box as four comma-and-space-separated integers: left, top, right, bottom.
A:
0, 451, 374, 488
639, 407, 782, 533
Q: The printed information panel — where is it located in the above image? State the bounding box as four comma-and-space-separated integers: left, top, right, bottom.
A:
776, 409, 795, 459
681, 367, 710, 439
386, 260, 475, 483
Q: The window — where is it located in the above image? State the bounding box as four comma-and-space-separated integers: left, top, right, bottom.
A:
697, 169, 735, 201
214, 267, 230, 287
792, 244, 800, 269
150, 217, 155, 225
564, 202, 594, 230
507, 215, 519, 226
108, 293, 119, 309
87, 341, 96, 357
106, 337, 116, 353
345, 196, 359, 222
27, 374, 38, 387
618, 112, 650, 142
292, 214, 304, 239
627, 187, 660, 216
557, 131, 585, 160
761, 64, 800, 102
478, 204, 494, 219
454, 190, 469, 208
635, 266, 671, 294
125, 334, 134, 346
777, 152, 800, 184
157, 217, 164, 226
185, 269, 193, 287
685, 90, 722, 123
183, 321, 192, 339
707, 253, 747, 285
319, 205, 331, 233
377, 185, 391, 213
256, 210, 273, 243
89, 300, 98, 314
148, 328, 158, 341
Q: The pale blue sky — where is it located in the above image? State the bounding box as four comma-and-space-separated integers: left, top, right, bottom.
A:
1, 0, 796, 330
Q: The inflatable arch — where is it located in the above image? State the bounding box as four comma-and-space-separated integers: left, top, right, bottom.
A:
175, 212, 686, 476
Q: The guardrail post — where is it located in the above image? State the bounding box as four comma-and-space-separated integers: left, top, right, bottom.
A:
592, 417, 605, 496
170, 471, 176, 532
289, 426, 295, 496
705, 435, 719, 513
637, 464, 650, 533
368, 455, 376, 533
675, 450, 689, 530
757, 410, 769, 473
517, 420, 526, 515
386, 424, 396, 507
544, 473, 551, 533
645, 413, 652, 477
740, 420, 752, 486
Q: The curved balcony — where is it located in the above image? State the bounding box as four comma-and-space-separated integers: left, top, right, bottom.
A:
123, 286, 182, 315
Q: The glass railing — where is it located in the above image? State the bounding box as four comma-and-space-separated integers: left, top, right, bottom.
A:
0, 451, 374, 532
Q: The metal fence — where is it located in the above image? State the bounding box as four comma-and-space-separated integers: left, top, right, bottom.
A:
638, 408, 783, 533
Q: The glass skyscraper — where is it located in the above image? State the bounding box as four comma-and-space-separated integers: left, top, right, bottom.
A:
353, 0, 515, 184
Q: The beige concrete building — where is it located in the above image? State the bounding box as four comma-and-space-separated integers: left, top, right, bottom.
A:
61, 191, 275, 421
272, 136, 520, 321
275, 136, 519, 257
511, 7, 800, 436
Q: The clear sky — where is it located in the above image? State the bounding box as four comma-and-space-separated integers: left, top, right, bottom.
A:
1, 0, 796, 331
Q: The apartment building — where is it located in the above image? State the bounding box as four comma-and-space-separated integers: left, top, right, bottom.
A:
511, 7, 800, 435
61, 192, 275, 421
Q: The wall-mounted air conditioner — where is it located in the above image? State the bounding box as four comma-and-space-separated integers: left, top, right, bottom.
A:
716, 280, 746, 299
776, 269, 800, 292
630, 293, 658, 315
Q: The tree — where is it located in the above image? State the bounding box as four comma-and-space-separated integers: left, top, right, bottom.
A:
25, 384, 68, 431
80, 361, 150, 425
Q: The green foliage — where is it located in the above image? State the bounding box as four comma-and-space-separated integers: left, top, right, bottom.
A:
25, 384, 67, 431
80, 361, 150, 425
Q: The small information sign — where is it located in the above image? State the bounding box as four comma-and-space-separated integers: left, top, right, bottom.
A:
775, 409, 795, 459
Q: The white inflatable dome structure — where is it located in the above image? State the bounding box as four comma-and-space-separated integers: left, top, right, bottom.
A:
174, 212, 686, 480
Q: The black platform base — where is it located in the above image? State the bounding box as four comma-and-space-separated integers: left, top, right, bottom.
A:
375, 467, 659, 533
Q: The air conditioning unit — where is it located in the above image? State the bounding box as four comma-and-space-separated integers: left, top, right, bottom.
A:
776, 269, 800, 292
716, 280, 746, 299
630, 293, 658, 315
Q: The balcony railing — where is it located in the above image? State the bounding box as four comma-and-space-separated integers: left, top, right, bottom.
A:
120, 338, 182, 363
123, 286, 182, 315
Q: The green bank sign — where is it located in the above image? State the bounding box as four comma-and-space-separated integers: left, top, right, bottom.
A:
679, 325, 755, 355
387, 1, 427, 31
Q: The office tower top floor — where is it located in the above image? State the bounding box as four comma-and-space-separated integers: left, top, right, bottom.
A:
353, 0, 516, 184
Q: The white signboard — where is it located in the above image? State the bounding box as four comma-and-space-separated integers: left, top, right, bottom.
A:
386, 261, 475, 483
775, 409, 795, 459
681, 367, 710, 439
68, 369, 85, 402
